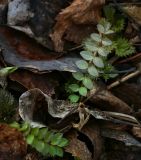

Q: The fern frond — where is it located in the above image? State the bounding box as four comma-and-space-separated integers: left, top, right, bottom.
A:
10, 122, 69, 157
114, 38, 135, 57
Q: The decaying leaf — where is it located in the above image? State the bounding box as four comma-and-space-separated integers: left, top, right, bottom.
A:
51, 0, 105, 52
101, 128, 141, 147
89, 109, 140, 127
112, 83, 141, 110
65, 130, 92, 160
81, 122, 103, 160
19, 88, 77, 127
10, 70, 58, 96
132, 126, 141, 139
0, 26, 81, 73
0, 124, 27, 160
90, 89, 132, 114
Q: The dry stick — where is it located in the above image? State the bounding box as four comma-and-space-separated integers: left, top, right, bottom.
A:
108, 70, 140, 90
83, 70, 140, 103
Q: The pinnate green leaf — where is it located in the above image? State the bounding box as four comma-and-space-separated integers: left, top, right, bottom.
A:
44, 131, 54, 143
10, 122, 20, 129
38, 128, 48, 140
55, 147, 64, 157
26, 134, 34, 145
80, 51, 93, 60
19, 122, 29, 131
68, 84, 79, 92
76, 60, 88, 70
32, 139, 45, 152
72, 72, 84, 81
93, 57, 104, 68
51, 133, 63, 146
58, 138, 69, 147
102, 38, 112, 46
91, 33, 101, 42
97, 24, 105, 33
79, 87, 87, 96
49, 145, 57, 157
82, 77, 93, 89
68, 94, 79, 103
88, 66, 99, 77
42, 143, 50, 155
98, 48, 108, 57
31, 127, 39, 136
85, 44, 98, 52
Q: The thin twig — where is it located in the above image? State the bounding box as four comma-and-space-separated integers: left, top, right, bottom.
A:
108, 70, 140, 89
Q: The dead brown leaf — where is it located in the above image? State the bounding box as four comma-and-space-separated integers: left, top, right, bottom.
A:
81, 122, 103, 160
10, 70, 58, 96
90, 90, 132, 114
65, 130, 92, 160
0, 26, 81, 72
112, 83, 141, 110
51, 0, 105, 52
101, 128, 141, 147
132, 126, 141, 139
0, 124, 27, 160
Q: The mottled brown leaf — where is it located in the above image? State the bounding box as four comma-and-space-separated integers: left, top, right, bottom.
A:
65, 130, 92, 160
0, 124, 27, 160
81, 122, 103, 160
51, 0, 105, 52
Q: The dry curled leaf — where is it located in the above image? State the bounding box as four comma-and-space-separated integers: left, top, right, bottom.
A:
19, 88, 77, 127
0, 124, 27, 160
51, 0, 105, 52
81, 122, 103, 160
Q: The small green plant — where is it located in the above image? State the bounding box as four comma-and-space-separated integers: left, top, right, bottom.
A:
0, 89, 17, 122
103, 5, 125, 32
10, 122, 69, 157
66, 18, 135, 103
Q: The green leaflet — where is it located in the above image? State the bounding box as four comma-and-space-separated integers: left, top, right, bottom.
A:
72, 72, 84, 81
79, 87, 87, 96
69, 94, 80, 103
82, 77, 94, 90
76, 60, 88, 70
